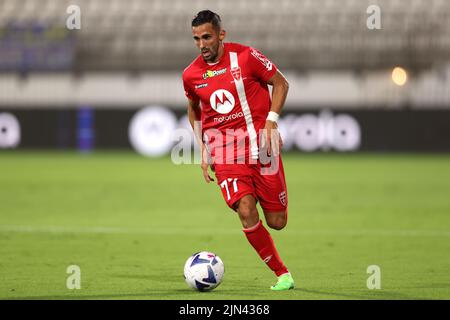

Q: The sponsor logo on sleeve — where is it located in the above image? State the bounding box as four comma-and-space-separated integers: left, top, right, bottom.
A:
250, 49, 273, 71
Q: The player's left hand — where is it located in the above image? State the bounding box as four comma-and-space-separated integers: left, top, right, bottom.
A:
201, 143, 215, 183
263, 120, 283, 157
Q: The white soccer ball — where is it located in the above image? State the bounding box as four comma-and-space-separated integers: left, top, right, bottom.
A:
183, 251, 224, 291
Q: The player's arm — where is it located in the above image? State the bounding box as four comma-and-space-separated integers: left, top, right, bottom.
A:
187, 98, 202, 145
187, 98, 214, 183
267, 70, 289, 116
265, 70, 289, 156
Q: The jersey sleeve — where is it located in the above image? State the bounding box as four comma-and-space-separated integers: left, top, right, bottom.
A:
247, 47, 277, 83
182, 73, 200, 103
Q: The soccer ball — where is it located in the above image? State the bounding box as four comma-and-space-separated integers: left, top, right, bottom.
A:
183, 251, 224, 291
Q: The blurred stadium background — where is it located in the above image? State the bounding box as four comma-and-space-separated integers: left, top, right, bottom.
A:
0, 0, 449, 300
1, 0, 450, 152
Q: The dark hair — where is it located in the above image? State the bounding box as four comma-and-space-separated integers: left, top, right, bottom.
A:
191, 10, 222, 31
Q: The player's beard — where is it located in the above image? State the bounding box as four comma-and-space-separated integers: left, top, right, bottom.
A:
201, 43, 219, 63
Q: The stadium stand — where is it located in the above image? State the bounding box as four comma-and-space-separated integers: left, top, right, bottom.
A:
0, 0, 449, 108
0, 0, 449, 71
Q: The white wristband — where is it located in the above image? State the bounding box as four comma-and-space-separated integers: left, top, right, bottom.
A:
266, 111, 279, 123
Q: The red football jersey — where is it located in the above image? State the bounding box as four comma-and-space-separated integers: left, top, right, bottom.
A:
182, 42, 277, 163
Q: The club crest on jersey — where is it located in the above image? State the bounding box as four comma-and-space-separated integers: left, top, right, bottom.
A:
230, 67, 241, 81
209, 89, 235, 114
279, 191, 287, 206
203, 68, 227, 80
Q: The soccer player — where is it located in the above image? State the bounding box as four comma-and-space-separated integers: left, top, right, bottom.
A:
182, 10, 294, 291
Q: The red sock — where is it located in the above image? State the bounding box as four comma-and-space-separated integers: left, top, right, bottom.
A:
243, 220, 289, 276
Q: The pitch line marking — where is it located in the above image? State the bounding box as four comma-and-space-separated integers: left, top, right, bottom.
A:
0, 225, 449, 237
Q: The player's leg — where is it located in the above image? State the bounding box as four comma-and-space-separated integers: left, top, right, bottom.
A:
258, 211, 293, 291
213, 164, 292, 290
256, 155, 289, 230
236, 194, 291, 288
252, 155, 294, 290
214, 174, 284, 275
263, 209, 288, 231
234, 194, 259, 228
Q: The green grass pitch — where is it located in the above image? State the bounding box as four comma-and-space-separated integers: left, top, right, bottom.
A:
0, 151, 449, 300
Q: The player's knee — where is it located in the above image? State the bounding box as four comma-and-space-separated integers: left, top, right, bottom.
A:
266, 210, 288, 230
267, 220, 286, 230
237, 197, 258, 224
237, 203, 257, 220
